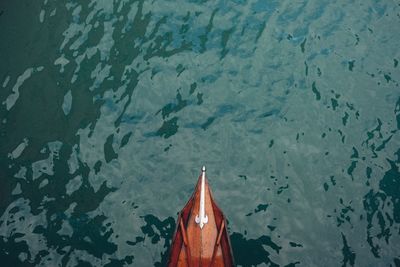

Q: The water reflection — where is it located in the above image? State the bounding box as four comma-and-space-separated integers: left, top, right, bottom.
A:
1, 0, 400, 266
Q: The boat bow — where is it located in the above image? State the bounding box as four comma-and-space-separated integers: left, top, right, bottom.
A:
195, 166, 208, 229
167, 166, 235, 267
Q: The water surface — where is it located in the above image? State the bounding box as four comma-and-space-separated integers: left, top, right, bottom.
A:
0, 0, 399, 266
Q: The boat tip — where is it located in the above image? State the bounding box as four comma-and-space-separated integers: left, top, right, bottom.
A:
202, 166, 206, 172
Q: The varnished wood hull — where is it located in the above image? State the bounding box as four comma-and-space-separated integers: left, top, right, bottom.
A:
168, 168, 235, 267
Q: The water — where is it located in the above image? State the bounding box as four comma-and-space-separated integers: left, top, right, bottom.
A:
0, 0, 399, 266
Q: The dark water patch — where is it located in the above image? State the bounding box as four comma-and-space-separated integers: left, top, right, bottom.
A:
337, 129, 346, 144
366, 166, 372, 181
0, 236, 34, 267
396, 97, 400, 129
254, 204, 268, 213
10, 143, 116, 223
269, 140, 274, 147
104, 134, 118, 163
312, 81, 321, 100
0, 165, 16, 216
342, 112, 349, 126
255, 20, 267, 42
277, 184, 289, 195
74, 260, 92, 267
331, 98, 338, 110
354, 33, 360, 46
0, 70, 99, 163
141, 215, 175, 267
375, 135, 393, 152
199, 8, 218, 53
300, 38, 306, 53
94, 161, 102, 174
363, 190, 386, 258
285, 262, 300, 267
330, 176, 336, 186
259, 108, 280, 118
379, 159, 400, 223
110, 256, 136, 267
189, 82, 197, 95
144, 30, 193, 60
66, 215, 117, 258
295, 132, 304, 142
363, 119, 382, 145
384, 73, 391, 83
196, 92, 203, 105
157, 91, 188, 119
201, 116, 215, 130
323, 182, 329, 191
350, 147, 359, 159
72, 181, 116, 214
238, 174, 247, 180
156, 117, 179, 138
289, 241, 303, 248
335, 198, 355, 227
341, 233, 356, 267
230, 232, 282, 267
176, 64, 185, 77
304, 61, 308, 76
126, 236, 145, 247
220, 27, 235, 59
120, 132, 132, 148
363, 156, 400, 259
348, 60, 355, 71
246, 203, 269, 216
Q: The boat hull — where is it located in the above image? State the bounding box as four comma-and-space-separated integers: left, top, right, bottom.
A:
167, 168, 234, 267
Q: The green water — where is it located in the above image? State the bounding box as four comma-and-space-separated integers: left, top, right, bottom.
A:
1, 0, 399, 266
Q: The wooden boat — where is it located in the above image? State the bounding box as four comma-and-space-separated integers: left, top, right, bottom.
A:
167, 166, 235, 267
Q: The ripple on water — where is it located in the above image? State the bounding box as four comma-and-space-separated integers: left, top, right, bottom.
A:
0, 0, 400, 266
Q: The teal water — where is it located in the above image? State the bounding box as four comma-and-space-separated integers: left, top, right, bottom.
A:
1, 0, 399, 266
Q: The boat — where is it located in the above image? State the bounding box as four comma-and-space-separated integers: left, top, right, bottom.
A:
167, 166, 235, 267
